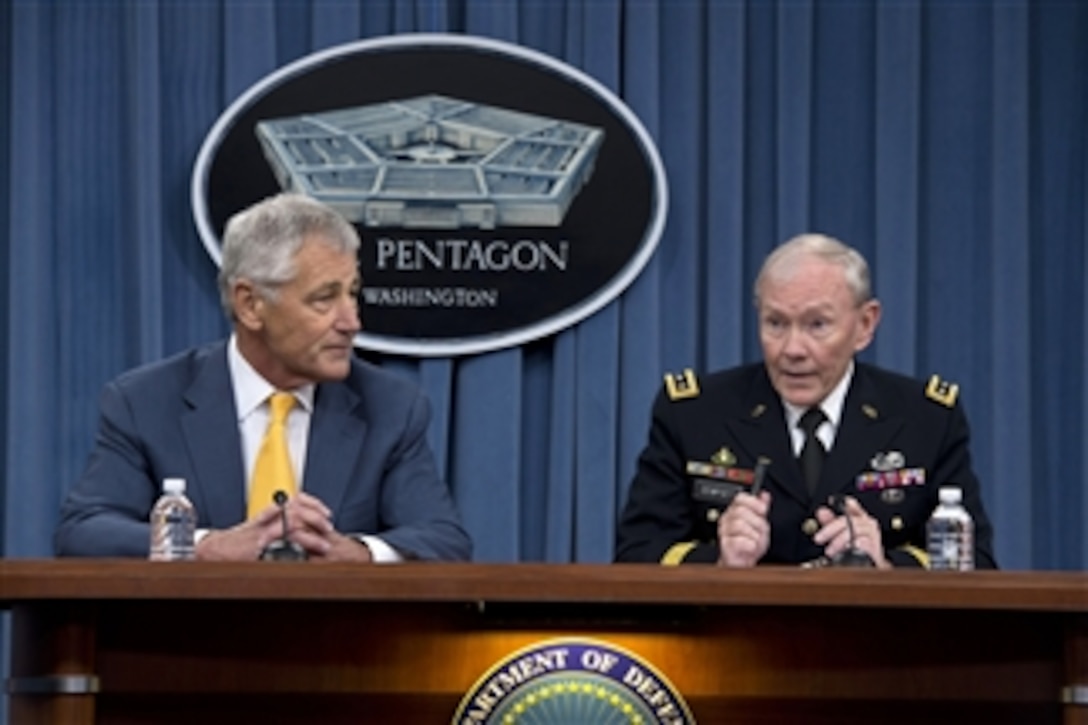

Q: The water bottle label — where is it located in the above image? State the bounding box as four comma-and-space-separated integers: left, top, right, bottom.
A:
940, 536, 958, 563
150, 498, 196, 560
927, 529, 973, 570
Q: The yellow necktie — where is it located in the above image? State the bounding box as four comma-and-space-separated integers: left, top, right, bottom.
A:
248, 392, 296, 519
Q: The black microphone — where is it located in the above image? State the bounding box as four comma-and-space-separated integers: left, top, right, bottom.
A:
259, 490, 307, 561
827, 495, 875, 567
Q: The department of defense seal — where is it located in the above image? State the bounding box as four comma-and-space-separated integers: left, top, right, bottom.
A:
453, 637, 695, 724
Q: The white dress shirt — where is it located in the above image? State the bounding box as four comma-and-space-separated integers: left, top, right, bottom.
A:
781, 361, 855, 457
210, 336, 400, 562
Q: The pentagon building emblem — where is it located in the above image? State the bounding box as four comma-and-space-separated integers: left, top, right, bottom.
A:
453, 638, 696, 724
193, 34, 667, 357
255, 94, 604, 230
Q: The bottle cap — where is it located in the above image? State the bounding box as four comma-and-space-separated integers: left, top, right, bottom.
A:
163, 477, 186, 495
938, 486, 962, 504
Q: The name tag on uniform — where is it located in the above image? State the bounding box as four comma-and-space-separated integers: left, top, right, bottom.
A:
691, 478, 743, 504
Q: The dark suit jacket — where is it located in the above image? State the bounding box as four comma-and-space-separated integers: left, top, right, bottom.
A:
615, 362, 996, 568
55, 341, 472, 561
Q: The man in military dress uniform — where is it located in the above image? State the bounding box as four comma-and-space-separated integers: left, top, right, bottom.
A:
615, 233, 996, 568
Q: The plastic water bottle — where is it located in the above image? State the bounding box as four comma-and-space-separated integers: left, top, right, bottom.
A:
926, 486, 974, 570
149, 477, 196, 561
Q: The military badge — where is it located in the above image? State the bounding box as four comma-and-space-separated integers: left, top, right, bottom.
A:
856, 467, 926, 491
685, 460, 754, 484
688, 459, 756, 508
925, 374, 959, 407
870, 451, 905, 471
882, 488, 906, 504
710, 447, 736, 466
664, 368, 699, 401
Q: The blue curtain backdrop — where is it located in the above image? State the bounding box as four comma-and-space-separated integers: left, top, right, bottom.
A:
4, 1, 1087, 566
4, 2, 1087, 717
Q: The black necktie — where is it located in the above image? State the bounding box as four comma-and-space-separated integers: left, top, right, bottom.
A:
798, 408, 827, 494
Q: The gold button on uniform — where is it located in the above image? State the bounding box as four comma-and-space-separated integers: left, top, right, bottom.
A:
891, 516, 904, 531
802, 518, 819, 536
707, 509, 720, 522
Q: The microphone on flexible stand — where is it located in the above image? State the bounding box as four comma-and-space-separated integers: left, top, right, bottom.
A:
827, 495, 875, 568
259, 490, 307, 561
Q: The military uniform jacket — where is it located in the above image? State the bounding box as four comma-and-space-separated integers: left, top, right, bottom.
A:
615, 362, 996, 568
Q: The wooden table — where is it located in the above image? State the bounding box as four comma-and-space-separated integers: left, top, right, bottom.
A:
2, 560, 1086, 724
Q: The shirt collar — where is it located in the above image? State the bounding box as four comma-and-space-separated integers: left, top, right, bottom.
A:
228, 334, 315, 419
782, 360, 854, 431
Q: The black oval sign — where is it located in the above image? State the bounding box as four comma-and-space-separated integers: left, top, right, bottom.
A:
192, 34, 667, 357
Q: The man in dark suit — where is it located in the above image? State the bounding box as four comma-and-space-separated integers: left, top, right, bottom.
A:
56, 193, 471, 562
615, 233, 995, 568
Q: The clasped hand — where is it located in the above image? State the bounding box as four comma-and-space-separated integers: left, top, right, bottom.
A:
194, 492, 372, 562
717, 493, 888, 568
812, 496, 888, 568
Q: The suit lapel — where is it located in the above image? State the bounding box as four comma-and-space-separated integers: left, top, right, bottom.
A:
303, 380, 366, 517
726, 369, 810, 506
181, 344, 247, 528
816, 366, 904, 503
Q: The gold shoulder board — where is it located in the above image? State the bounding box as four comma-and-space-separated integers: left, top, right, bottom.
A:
925, 374, 959, 408
664, 368, 699, 401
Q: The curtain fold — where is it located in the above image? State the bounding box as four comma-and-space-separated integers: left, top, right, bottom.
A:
704, 1, 747, 372
4, 0, 1086, 572
988, 2, 1033, 573
873, 1, 921, 372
